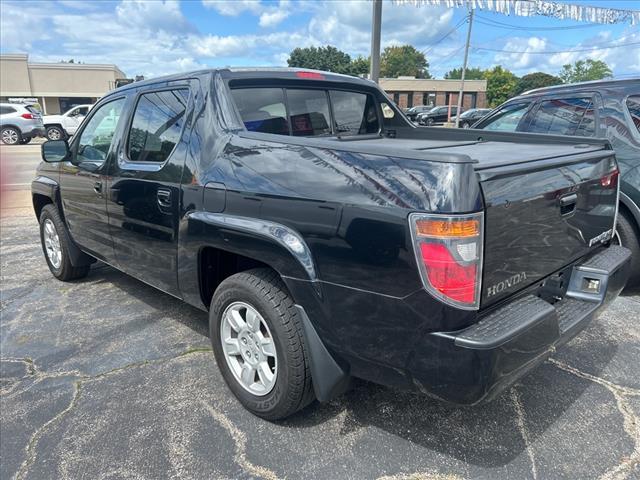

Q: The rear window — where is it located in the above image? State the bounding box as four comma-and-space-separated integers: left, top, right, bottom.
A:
287, 89, 331, 137
528, 97, 595, 137
232, 86, 380, 137
626, 96, 640, 133
330, 90, 379, 135
230, 88, 289, 135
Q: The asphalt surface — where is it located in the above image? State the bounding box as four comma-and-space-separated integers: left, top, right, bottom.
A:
0, 143, 44, 191
1, 163, 639, 479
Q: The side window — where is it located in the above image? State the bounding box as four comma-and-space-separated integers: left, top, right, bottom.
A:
128, 89, 189, 163
1, 106, 16, 114
626, 96, 640, 133
77, 98, 125, 165
481, 103, 530, 132
330, 90, 379, 135
231, 88, 289, 135
286, 89, 332, 137
529, 97, 595, 137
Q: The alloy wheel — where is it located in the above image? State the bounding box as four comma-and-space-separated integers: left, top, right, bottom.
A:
220, 301, 278, 396
1, 128, 19, 145
43, 218, 62, 269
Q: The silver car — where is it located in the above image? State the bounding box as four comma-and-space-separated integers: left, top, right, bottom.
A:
0, 103, 46, 145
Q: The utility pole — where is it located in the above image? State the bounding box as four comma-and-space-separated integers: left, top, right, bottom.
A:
455, 6, 474, 128
370, 0, 382, 82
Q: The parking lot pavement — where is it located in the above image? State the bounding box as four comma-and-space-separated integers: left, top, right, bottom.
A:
1, 209, 639, 480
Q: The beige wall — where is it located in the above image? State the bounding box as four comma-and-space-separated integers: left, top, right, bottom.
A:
0, 54, 125, 99
379, 78, 487, 93
0, 54, 31, 96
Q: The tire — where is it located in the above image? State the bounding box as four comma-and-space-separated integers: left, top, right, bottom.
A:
426, 118, 435, 126
1, 126, 21, 145
39, 204, 90, 281
46, 126, 65, 141
210, 268, 314, 420
462, 122, 471, 129
20, 137, 32, 144
615, 211, 640, 286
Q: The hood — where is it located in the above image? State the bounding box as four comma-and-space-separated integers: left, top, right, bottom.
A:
43, 114, 64, 123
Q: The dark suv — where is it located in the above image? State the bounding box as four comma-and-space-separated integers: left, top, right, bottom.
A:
474, 79, 640, 284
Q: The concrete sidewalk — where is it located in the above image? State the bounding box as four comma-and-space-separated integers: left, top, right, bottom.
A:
1, 208, 639, 480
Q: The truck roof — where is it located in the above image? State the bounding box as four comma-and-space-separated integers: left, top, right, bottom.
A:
520, 77, 639, 96
108, 67, 373, 96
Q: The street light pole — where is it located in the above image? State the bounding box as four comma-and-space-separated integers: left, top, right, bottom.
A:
370, 0, 382, 83
455, 6, 474, 128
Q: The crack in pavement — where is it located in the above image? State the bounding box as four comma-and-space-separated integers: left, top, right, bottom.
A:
510, 388, 538, 480
549, 359, 640, 480
376, 472, 465, 480
6, 347, 212, 480
200, 400, 282, 480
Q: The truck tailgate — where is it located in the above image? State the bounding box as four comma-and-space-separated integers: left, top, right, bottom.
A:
442, 141, 618, 308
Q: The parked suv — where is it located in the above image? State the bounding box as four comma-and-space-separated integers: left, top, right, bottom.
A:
452, 108, 491, 128
0, 103, 45, 145
33, 69, 630, 419
417, 105, 459, 126
405, 105, 433, 122
43, 104, 92, 140
473, 79, 640, 284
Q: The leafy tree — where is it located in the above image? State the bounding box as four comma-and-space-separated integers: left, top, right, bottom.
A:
444, 67, 485, 80
513, 72, 562, 95
559, 59, 612, 83
350, 55, 370, 76
483, 66, 518, 107
380, 45, 430, 78
287, 46, 353, 75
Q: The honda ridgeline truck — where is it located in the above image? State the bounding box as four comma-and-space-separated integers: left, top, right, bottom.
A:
32, 69, 631, 419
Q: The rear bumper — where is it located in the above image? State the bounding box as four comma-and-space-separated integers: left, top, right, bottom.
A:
23, 126, 46, 138
410, 245, 631, 405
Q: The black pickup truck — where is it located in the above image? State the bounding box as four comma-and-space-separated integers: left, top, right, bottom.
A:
33, 68, 631, 420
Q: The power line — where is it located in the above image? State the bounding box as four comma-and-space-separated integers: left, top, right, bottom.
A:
474, 14, 605, 31
474, 41, 640, 54
422, 16, 468, 55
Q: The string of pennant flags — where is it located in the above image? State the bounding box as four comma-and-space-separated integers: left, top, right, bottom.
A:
392, 0, 640, 25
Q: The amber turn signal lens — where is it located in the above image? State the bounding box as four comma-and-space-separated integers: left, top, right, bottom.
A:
415, 219, 480, 238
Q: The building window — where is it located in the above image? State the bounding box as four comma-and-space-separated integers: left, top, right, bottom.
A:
423, 93, 435, 106
393, 92, 400, 106
58, 97, 93, 113
407, 92, 414, 108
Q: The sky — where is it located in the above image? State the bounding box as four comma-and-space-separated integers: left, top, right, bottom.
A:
1, 0, 639, 80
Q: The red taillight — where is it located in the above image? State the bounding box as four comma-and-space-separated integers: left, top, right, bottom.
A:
410, 212, 484, 310
21, 113, 34, 119
601, 170, 618, 188
295, 71, 325, 80
420, 243, 477, 304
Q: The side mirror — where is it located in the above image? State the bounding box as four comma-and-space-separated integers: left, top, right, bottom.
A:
41, 140, 70, 163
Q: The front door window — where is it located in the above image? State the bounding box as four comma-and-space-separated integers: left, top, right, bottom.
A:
76, 98, 125, 167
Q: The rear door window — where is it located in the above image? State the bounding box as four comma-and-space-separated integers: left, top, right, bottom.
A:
528, 97, 595, 137
626, 95, 640, 133
330, 90, 379, 135
481, 103, 530, 132
231, 88, 289, 135
1, 106, 16, 114
128, 88, 189, 163
286, 89, 332, 137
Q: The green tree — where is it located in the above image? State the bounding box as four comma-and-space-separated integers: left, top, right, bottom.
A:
350, 55, 370, 76
559, 59, 612, 83
513, 72, 562, 95
287, 46, 353, 75
483, 66, 518, 107
443, 67, 485, 80
380, 45, 430, 78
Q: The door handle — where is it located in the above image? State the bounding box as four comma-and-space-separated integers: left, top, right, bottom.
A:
93, 181, 102, 194
157, 188, 172, 208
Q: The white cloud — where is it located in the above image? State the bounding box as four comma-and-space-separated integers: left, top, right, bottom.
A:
201, 0, 262, 16
259, 9, 289, 28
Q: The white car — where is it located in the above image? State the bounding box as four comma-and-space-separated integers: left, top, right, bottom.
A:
43, 104, 93, 140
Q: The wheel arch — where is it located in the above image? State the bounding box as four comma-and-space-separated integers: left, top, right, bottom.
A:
619, 192, 640, 235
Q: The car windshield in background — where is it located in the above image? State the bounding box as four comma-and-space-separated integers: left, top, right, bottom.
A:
232, 87, 379, 137
482, 103, 530, 132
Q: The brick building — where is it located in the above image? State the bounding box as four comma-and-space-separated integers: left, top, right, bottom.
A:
379, 77, 487, 110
